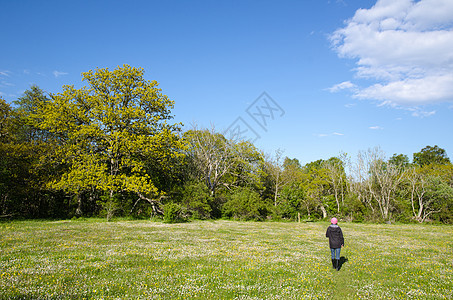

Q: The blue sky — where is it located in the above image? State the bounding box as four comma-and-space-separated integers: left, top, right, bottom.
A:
1, 0, 452, 165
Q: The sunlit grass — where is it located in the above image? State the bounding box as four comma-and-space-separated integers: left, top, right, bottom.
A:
1, 220, 452, 299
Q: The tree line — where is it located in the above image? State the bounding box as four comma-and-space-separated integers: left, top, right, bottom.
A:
1, 65, 452, 223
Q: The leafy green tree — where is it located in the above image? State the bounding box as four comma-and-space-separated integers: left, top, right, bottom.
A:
418, 164, 453, 223
276, 183, 305, 220
301, 160, 332, 219
389, 153, 410, 169
227, 140, 264, 190
13, 85, 53, 143
413, 145, 450, 166
0, 98, 13, 216
31, 65, 184, 219
0, 98, 11, 142
1, 95, 66, 218
270, 156, 304, 220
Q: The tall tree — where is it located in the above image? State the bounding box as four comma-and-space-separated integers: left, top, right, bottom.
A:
1, 95, 61, 218
362, 147, 405, 220
405, 166, 441, 223
13, 85, 52, 143
184, 126, 262, 197
0, 98, 13, 216
413, 145, 450, 166
0, 98, 11, 142
31, 65, 184, 219
267, 149, 286, 207
301, 160, 332, 219
323, 156, 347, 213
184, 128, 236, 197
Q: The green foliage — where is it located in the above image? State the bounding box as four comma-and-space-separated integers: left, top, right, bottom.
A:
163, 202, 187, 223
272, 184, 305, 220
426, 176, 453, 224
1, 95, 68, 219
29, 65, 184, 217
413, 145, 450, 166
13, 85, 53, 143
342, 193, 366, 222
222, 187, 270, 220
179, 181, 212, 219
389, 153, 410, 169
97, 193, 121, 221
0, 97, 12, 143
300, 161, 332, 219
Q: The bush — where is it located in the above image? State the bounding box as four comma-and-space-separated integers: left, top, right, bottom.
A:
180, 181, 212, 219
163, 202, 187, 223
222, 187, 270, 221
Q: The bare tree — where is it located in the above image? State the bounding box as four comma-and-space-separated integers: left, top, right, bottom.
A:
323, 156, 346, 213
348, 147, 405, 220
264, 149, 300, 207
347, 150, 375, 214
359, 147, 405, 220
264, 149, 285, 207
184, 125, 262, 197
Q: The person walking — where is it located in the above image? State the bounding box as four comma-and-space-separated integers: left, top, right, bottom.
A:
326, 217, 344, 271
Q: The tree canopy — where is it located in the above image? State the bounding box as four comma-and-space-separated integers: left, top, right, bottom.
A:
413, 145, 450, 166
31, 65, 184, 218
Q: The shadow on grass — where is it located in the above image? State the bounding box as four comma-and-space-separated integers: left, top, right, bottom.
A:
338, 256, 348, 270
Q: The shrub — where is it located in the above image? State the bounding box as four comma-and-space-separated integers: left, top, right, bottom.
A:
222, 187, 270, 221
163, 202, 187, 223
180, 181, 212, 219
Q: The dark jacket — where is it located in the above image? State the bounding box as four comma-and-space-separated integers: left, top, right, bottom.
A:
326, 224, 344, 249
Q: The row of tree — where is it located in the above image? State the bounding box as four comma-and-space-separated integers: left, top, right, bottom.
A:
1, 65, 452, 223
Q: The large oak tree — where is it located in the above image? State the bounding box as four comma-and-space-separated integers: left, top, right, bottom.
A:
32, 65, 184, 218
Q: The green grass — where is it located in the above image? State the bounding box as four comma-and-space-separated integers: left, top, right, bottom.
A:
1, 220, 452, 299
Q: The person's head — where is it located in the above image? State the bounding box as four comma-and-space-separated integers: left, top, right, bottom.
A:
331, 217, 338, 225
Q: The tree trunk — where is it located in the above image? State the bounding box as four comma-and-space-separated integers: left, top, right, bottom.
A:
75, 193, 83, 217
334, 189, 340, 213
319, 203, 327, 219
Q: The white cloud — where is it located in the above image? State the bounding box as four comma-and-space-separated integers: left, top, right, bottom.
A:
330, 0, 453, 106
408, 108, 436, 117
315, 132, 345, 137
328, 81, 357, 93
0, 70, 11, 77
369, 126, 384, 130
53, 70, 68, 78
355, 74, 453, 105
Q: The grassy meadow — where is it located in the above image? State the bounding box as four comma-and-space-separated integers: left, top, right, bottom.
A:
0, 219, 452, 299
